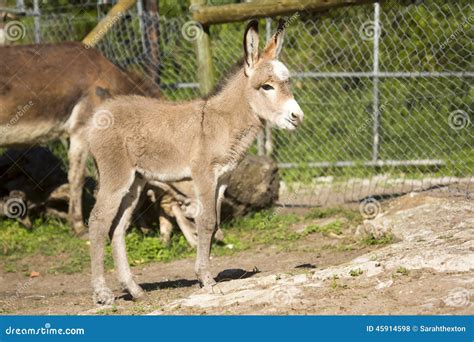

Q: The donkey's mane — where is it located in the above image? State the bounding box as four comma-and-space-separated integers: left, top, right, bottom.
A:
203, 57, 245, 100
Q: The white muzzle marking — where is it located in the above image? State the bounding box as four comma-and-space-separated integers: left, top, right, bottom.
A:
276, 98, 304, 130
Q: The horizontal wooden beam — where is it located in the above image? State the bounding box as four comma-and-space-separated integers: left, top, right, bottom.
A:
82, 0, 136, 48
191, 0, 378, 25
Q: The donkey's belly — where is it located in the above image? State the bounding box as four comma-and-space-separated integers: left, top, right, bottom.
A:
131, 135, 193, 182
137, 165, 193, 183
0, 122, 64, 146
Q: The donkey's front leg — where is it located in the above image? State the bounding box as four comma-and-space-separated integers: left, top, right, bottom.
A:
193, 176, 218, 288
214, 183, 228, 242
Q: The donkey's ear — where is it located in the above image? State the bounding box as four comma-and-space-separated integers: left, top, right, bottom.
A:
262, 19, 286, 60
243, 19, 260, 76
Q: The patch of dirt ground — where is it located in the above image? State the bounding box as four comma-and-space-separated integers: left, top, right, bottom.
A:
0, 191, 472, 315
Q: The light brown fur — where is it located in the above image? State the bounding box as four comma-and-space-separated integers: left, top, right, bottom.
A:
86, 20, 304, 304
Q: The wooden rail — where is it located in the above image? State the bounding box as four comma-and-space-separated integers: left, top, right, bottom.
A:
191, 0, 377, 25
82, 0, 136, 48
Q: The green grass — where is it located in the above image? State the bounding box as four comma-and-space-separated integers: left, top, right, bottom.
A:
304, 207, 362, 223
330, 275, 349, 290
349, 268, 364, 277
0, 205, 393, 275
303, 221, 343, 236
395, 266, 409, 276
362, 233, 394, 246
0, 219, 89, 274
213, 211, 302, 255
0, 219, 194, 275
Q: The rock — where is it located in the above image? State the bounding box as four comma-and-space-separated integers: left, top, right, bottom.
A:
161, 273, 304, 310
356, 218, 393, 240
375, 278, 394, 290
151, 193, 473, 314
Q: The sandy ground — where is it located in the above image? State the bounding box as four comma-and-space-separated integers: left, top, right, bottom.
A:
0, 234, 377, 315
0, 191, 472, 315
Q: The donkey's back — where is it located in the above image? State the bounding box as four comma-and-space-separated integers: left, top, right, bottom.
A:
0, 42, 159, 146
88, 95, 208, 183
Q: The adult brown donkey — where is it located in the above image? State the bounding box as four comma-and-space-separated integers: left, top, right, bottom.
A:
0, 42, 159, 234
87, 20, 304, 305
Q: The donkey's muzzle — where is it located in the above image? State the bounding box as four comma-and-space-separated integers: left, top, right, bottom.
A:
290, 112, 303, 124
289, 108, 304, 127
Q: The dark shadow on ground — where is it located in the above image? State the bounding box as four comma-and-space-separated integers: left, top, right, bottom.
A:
215, 268, 260, 282
118, 268, 260, 301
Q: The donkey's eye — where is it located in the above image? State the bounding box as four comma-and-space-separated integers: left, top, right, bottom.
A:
261, 84, 274, 91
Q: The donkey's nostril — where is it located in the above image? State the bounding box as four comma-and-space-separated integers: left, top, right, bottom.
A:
291, 112, 299, 120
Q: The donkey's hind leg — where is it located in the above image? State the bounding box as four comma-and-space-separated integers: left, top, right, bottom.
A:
68, 131, 89, 235
89, 170, 136, 305
111, 176, 146, 300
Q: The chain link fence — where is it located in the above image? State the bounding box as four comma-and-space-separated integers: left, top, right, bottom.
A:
2, 0, 473, 207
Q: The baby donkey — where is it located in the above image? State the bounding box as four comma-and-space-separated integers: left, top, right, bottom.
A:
87, 19, 304, 304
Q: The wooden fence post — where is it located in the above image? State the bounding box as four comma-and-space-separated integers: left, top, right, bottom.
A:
190, 0, 214, 96
142, 0, 161, 86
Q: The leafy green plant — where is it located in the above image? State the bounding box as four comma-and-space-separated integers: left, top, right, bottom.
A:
362, 233, 394, 246
395, 266, 409, 276
349, 268, 364, 277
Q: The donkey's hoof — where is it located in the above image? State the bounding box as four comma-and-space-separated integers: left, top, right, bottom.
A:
202, 282, 225, 295
93, 287, 115, 306
198, 273, 217, 289
130, 287, 146, 302
132, 293, 147, 302
73, 222, 88, 237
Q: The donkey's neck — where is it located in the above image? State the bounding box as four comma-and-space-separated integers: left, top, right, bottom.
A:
208, 69, 254, 118
206, 69, 263, 167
